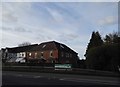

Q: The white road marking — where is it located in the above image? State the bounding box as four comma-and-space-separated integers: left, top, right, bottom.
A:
59, 78, 65, 80
59, 78, 120, 85
33, 76, 42, 78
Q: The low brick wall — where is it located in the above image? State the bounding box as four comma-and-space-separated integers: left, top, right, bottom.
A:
2, 66, 120, 77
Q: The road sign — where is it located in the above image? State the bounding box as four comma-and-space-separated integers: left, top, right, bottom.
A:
55, 64, 72, 70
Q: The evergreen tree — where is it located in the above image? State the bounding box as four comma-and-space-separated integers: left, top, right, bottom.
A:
104, 32, 120, 44
104, 35, 112, 44
85, 32, 120, 72
85, 31, 103, 57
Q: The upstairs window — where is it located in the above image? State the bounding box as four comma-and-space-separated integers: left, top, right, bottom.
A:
66, 53, 67, 57
67, 53, 69, 58
50, 51, 53, 57
60, 44, 64, 48
5, 49, 8, 53
22, 53, 24, 57
66, 53, 69, 58
41, 52, 44, 58
42, 45, 46, 48
35, 52, 37, 58
61, 52, 64, 57
70, 54, 72, 58
29, 53, 31, 56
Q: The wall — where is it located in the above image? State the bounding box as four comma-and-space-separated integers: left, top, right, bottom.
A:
26, 50, 58, 63
59, 51, 78, 64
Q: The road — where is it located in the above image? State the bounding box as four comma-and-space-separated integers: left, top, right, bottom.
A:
2, 71, 120, 87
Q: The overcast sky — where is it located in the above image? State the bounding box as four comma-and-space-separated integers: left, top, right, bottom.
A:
0, 1, 118, 59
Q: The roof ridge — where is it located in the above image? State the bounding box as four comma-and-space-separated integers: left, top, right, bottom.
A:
40, 41, 56, 44
52, 41, 60, 49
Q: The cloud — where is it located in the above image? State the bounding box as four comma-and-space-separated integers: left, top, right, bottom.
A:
98, 16, 118, 26
1, 30, 37, 47
1, 2, 118, 59
14, 27, 31, 32
2, 10, 18, 23
2, 26, 13, 31
2, 0, 119, 2
1, 26, 31, 33
46, 7, 64, 22
67, 34, 78, 39
59, 33, 78, 41
2, 2, 33, 25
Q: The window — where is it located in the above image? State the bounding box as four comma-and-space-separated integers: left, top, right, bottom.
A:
61, 52, 64, 57
5, 49, 8, 53
42, 45, 46, 48
29, 53, 31, 56
50, 51, 53, 57
20, 53, 23, 57
22, 53, 24, 57
60, 44, 64, 48
41, 52, 43, 58
67, 53, 69, 58
66, 53, 67, 57
70, 54, 72, 58
66, 53, 69, 58
35, 52, 37, 58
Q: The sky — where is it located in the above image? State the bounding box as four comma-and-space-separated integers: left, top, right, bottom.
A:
0, 1, 118, 59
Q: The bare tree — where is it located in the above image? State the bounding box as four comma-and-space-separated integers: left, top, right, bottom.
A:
18, 42, 31, 47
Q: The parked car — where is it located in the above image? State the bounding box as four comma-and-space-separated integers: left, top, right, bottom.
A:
15, 57, 26, 63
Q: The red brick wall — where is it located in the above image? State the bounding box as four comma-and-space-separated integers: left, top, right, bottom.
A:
42, 50, 58, 60
26, 51, 36, 59
26, 50, 58, 61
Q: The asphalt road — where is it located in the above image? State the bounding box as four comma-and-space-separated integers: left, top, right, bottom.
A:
2, 71, 120, 87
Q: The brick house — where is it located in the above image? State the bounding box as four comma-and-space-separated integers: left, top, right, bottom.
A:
1, 44, 38, 63
1, 41, 79, 64
26, 41, 78, 64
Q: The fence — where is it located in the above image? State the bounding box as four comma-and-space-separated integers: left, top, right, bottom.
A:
2, 64, 120, 77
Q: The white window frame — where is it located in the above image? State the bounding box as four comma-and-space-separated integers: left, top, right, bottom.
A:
29, 53, 32, 56
35, 52, 37, 58
50, 51, 53, 57
41, 52, 44, 58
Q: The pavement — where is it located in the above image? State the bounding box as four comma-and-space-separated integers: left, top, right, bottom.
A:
2, 71, 120, 87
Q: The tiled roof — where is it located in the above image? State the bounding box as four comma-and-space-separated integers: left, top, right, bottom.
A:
38, 41, 57, 51
7, 44, 38, 53
3, 41, 77, 54
39, 41, 77, 54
